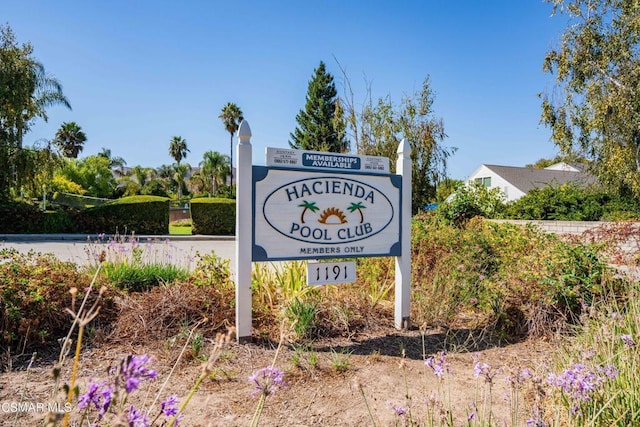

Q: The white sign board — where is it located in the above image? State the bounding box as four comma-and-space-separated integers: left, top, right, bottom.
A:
307, 261, 356, 286
252, 166, 401, 261
266, 147, 389, 174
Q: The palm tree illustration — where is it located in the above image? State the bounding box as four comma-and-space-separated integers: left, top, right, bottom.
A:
298, 200, 319, 223
347, 202, 366, 223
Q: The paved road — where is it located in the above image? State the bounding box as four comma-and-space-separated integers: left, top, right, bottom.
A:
0, 236, 238, 274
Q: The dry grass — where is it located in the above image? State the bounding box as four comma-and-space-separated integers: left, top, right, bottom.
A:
109, 282, 235, 344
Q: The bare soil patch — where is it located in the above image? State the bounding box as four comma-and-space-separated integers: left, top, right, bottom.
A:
0, 327, 554, 426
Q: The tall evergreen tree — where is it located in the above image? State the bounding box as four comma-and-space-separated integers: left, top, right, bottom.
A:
290, 61, 349, 153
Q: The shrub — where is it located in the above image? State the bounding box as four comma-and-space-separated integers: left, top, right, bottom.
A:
401, 214, 611, 338
190, 197, 235, 235
0, 201, 44, 233
78, 195, 170, 234
43, 209, 75, 233
438, 182, 505, 226
0, 249, 117, 353
503, 183, 606, 220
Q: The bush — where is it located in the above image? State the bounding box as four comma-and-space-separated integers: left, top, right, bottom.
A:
43, 209, 75, 233
0, 249, 118, 353
438, 182, 505, 226
503, 184, 640, 221
190, 197, 235, 235
0, 202, 44, 233
503, 184, 607, 220
377, 214, 612, 339
77, 195, 170, 234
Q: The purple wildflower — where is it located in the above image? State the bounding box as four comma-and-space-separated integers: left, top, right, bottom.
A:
77, 381, 113, 420
127, 405, 150, 427
161, 395, 180, 417
598, 364, 619, 380
386, 400, 408, 417
467, 411, 476, 421
474, 360, 500, 384
621, 334, 636, 348
548, 363, 615, 402
425, 352, 449, 377
249, 366, 285, 397
117, 354, 157, 393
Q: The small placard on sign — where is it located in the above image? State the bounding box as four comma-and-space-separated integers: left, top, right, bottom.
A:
307, 261, 356, 286
265, 147, 389, 174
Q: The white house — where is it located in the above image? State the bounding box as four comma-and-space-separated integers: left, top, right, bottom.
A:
466, 162, 596, 202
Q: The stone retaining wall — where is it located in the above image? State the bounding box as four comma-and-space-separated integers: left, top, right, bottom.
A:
489, 220, 605, 235
490, 219, 640, 262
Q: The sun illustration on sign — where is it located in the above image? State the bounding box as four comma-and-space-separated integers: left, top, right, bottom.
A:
318, 207, 348, 224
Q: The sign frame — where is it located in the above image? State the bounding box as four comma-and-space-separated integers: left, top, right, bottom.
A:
251, 165, 402, 261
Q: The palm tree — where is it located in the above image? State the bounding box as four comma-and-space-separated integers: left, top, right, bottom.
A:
200, 150, 229, 195
218, 102, 243, 186
168, 136, 189, 165
298, 200, 319, 223
172, 162, 191, 201
347, 202, 366, 223
53, 122, 86, 158
98, 147, 126, 176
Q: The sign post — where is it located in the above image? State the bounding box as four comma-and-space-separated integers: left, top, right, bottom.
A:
234, 122, 411, 341
235, 120, 252, 342
395, 139, 412, 329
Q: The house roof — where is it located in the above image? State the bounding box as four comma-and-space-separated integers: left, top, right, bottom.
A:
482, 164, 597, 193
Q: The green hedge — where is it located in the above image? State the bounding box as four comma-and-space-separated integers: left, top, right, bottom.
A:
77, 195, 170, 234
0, 197, 170, 234
190, 197, 235, 235
0, 202, 44, 233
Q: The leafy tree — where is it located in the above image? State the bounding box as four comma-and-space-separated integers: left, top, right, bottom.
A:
525, 154, 588, 169
541, 0, 640, 196
18, 139, 64, 197
290, 61, 349, 153
438, 182, 505, 226
168, 136, 189, 165
219, 102, 243, 186
340, 71, 455, 213
435, 178, 463, 203
59, 155, 116, 198
54, 121, 86, 158
199, 150, 229, 195
0, 24, 70, 199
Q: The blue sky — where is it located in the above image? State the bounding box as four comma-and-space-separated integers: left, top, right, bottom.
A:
4, 0, 567, 180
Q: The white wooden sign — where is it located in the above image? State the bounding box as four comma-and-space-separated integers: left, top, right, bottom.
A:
307, 261, 356, 286
234, 121, 412, 341
252, 167, 401, 261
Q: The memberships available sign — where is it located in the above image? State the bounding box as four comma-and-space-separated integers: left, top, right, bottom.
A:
252, 166, 401, 261
266, 147, 389, 174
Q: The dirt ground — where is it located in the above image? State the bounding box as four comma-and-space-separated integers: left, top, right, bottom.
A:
0, 326, 555, 427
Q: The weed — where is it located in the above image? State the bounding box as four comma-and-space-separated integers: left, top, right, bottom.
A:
329, 348, 352, 372
286, 297, 319, 340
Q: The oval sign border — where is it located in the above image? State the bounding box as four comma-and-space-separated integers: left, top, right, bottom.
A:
262, 175, 395, 245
